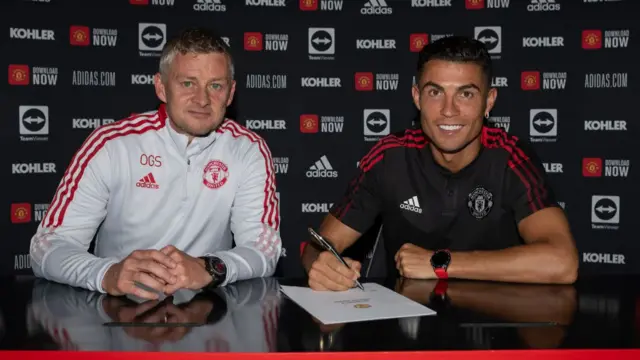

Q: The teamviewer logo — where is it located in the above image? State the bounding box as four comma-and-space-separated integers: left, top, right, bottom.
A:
530, 109, 557, 137
363, 109, 390, 136
309, 28, 334, 53
474, 26, 501, 54
139, 23, 166, 53
308, 28, 335, 60
19, 105, 49, 135
591, 195, 619, 224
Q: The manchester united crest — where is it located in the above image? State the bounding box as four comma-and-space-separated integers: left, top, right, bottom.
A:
467, 186, 493, 219
203, 160, 229, 189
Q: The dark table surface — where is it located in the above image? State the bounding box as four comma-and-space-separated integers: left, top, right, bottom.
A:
0, 275, 639, 352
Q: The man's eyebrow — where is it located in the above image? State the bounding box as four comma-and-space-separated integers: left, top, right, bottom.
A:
420, 81, 481, 92
176, 76, 228, 81
421, 81, 443, 92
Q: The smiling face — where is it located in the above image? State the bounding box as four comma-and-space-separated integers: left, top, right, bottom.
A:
411, 59, 497, 154
154, 51, 236, 138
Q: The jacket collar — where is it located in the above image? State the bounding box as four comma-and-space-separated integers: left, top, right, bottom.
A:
159, 103, 222, 159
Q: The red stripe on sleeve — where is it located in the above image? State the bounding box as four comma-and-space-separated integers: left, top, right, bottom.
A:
219, 121, 279, 231
333, 129, 428, 219
44, 113, 164, 228
483, 127, 544, 211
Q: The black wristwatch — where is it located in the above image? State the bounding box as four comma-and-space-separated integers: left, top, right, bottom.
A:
200, 256, 227, 289
430, 249, 451, 280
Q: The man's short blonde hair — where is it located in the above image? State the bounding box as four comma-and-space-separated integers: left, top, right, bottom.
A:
159, 27, 234, 82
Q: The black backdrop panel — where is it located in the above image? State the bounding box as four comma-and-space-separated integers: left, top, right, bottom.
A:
1, 0, 638, 278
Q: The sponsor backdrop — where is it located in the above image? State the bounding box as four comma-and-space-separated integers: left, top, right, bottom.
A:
1, 0, 638, 278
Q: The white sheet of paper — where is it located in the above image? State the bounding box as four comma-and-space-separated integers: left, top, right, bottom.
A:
279, 282, 436, 325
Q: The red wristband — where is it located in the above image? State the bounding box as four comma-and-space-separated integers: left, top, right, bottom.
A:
434, 279, 448, 295
435, 268, 448, 279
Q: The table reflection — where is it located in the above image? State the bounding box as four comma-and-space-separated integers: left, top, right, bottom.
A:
26, 277, 282, 352
278, 279, 578, 352
9, 276, 640, 352
395, 279, 576, 349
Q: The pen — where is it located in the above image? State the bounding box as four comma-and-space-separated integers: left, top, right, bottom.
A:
307, 227, 365, 291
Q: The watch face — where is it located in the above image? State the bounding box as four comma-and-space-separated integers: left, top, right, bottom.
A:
210, 258, 227, 276
431, 251, 451, 267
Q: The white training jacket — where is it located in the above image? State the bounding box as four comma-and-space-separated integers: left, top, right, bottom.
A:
29, 104, 282, 292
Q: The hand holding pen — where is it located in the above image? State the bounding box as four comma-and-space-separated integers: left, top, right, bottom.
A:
307, 227, 365, 291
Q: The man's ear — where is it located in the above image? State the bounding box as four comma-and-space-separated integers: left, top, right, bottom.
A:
154, 73, 167, 103
226, 80, 236, 107
411, 84, 421, 111
484, 87, 498, 115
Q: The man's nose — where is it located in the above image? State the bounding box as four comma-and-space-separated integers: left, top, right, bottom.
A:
192, 88, 210, 106
440, 94, 460, 118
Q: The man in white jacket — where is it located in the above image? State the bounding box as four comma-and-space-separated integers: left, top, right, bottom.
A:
29, 27, 282, 300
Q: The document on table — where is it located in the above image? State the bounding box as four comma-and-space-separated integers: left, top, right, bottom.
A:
279, 282, 436, 325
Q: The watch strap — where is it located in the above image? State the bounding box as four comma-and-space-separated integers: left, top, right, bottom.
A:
433, 279, 448, 296
201, 256, 227, 289
431, 249, 451, 280
429, 280, 451, 311
434, 268, 449, 279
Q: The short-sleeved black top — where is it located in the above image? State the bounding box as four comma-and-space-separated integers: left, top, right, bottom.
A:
330, 125, 559, 277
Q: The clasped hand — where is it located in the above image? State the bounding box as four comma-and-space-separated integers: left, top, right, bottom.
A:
308, 243, 436, 291
102, 245, 212, 300
394, 243, 436, 279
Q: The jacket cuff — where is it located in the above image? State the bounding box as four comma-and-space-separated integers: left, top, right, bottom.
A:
95, 258, 119, 293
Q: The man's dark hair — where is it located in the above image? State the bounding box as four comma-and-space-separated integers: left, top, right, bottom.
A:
416, 36, 493, 89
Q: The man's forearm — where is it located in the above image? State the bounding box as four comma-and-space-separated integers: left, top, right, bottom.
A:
301, 241, 323, 274
448, 240, 578, 284
31, 240, 119, 292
